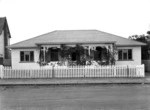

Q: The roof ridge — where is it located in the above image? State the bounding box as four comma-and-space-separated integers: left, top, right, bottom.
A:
0, 17, 6, 19
10, 30, 99, 47
55, 29, 98, 31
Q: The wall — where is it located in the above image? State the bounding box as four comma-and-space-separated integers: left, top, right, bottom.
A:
11, 46, 142, 69
0, 31, 4, 58
11, 48, 40, 69
116, 46, 141, 65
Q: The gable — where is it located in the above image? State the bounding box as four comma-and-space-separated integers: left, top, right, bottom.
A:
0, 17, 11, 38
0, 18, 5, 34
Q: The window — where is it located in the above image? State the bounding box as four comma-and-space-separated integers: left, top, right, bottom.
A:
128, 49, 132, 60
118, 49, 132, 60
20, 51, 34, 62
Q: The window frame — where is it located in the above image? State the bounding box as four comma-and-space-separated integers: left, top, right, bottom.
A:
118, 49, 133, 61
20, 51, 34, 62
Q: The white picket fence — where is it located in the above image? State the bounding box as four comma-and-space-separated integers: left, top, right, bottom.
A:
0, 65, 145, 79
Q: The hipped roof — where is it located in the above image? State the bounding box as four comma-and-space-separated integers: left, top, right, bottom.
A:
9, 30, 145, 49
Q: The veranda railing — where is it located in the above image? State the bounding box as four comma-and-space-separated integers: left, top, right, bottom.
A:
0, 65, 145, 79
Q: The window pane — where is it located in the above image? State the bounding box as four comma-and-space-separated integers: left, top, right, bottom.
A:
123, 52, 127, 60
128, 49, 132, 60
25, 55, 29, 61
20, 51, 24, 61
118, 50, 122, 60
30, 51, 34, 61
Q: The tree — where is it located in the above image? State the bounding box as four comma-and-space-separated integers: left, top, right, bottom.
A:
129, 34, 150, 60
129, 34, 149, 43
147, 31, 150, 35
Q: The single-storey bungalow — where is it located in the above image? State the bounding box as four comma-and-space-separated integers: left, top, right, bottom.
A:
9, 30, 145, 69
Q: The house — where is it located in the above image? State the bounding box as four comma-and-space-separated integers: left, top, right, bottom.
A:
9, 30, 145, 69
0, 17, 11, 66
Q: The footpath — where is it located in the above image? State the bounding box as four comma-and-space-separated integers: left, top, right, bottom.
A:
0, 72, 150, 86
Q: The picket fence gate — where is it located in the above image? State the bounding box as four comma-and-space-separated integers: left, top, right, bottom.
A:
0, 65, 145, 79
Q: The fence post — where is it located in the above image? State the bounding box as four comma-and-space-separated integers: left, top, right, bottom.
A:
136, 65, 140, 77
52, 65, 55, 78
114, 66, 116, 77
142, 64, 145, 77
0, 65, 4, 79
127, 65, 129, 77
143, 64, 145, 77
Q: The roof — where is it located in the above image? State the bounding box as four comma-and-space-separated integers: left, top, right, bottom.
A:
0, 17, 11, 38
9, 30, 146, 49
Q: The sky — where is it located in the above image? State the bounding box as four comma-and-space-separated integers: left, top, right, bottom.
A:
0, 0, 150, 44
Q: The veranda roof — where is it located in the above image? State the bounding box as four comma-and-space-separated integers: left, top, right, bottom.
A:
9, 30, 146, 49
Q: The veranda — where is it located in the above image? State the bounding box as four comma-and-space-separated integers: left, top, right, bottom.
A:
38, 43, 115, 67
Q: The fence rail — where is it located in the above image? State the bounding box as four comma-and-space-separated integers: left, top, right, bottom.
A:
0, 65, 145, 79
